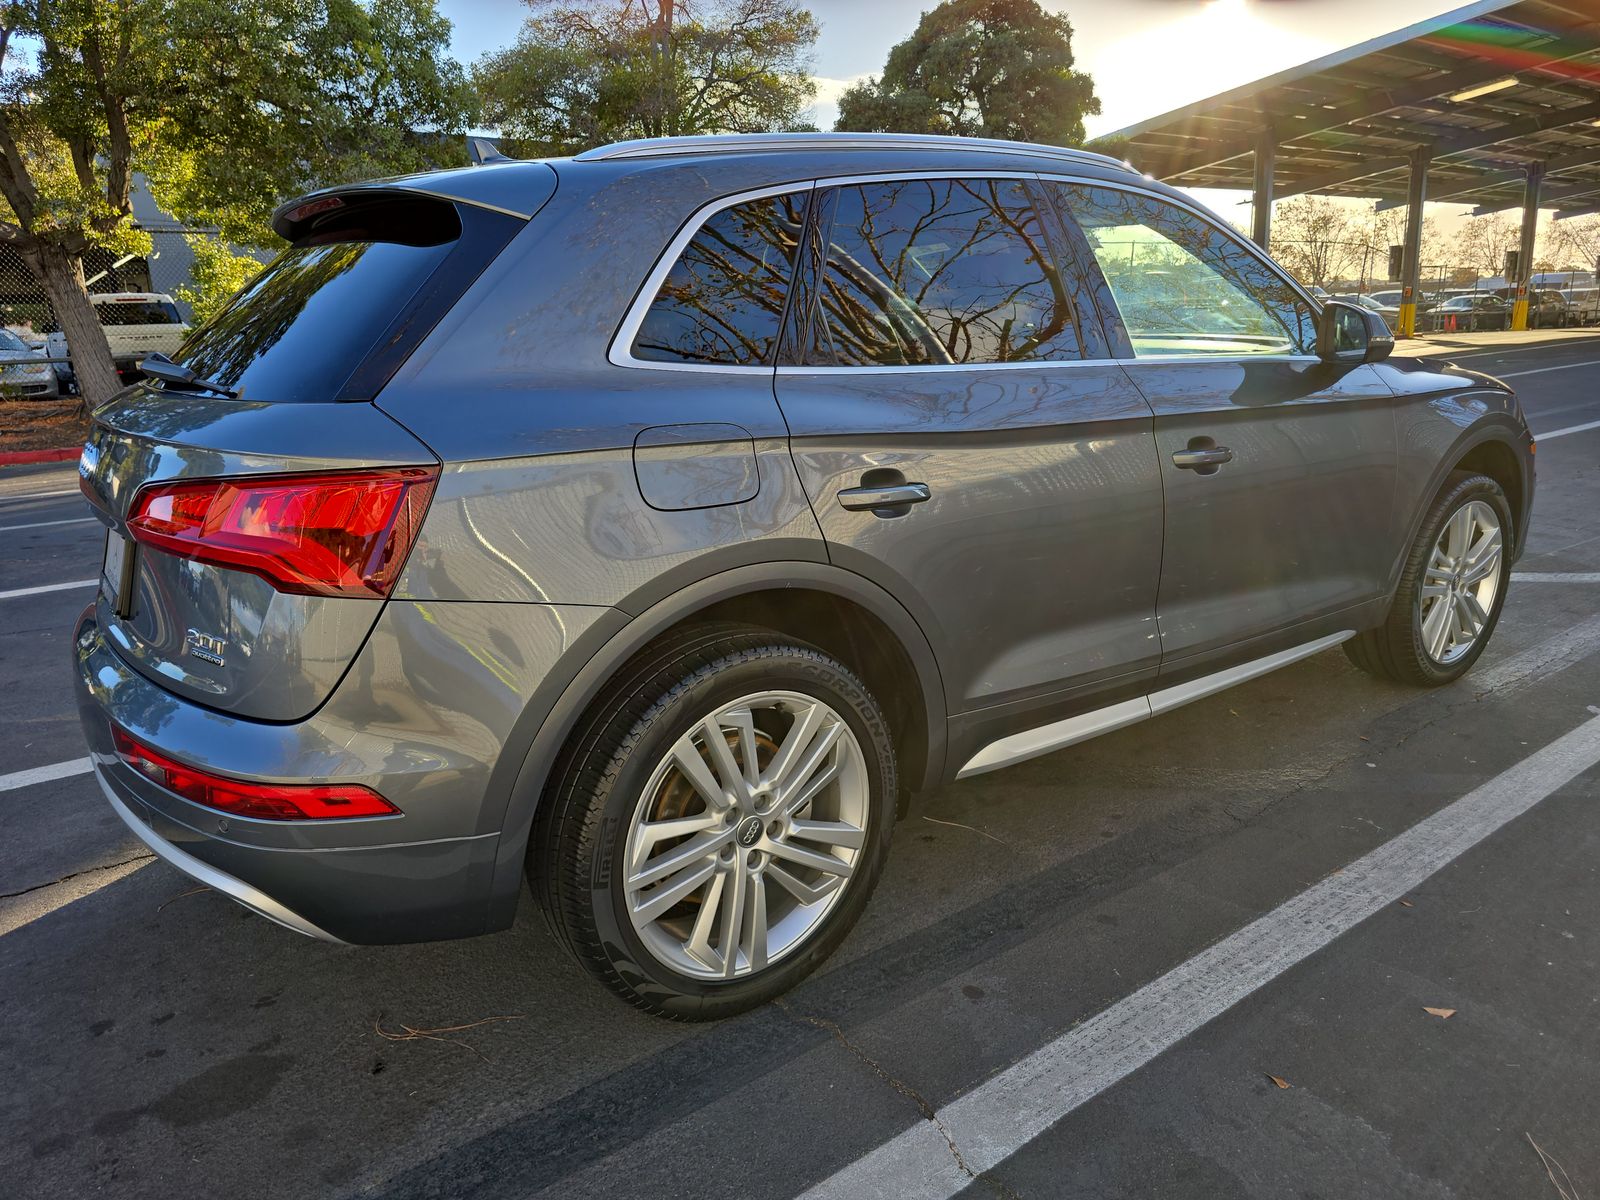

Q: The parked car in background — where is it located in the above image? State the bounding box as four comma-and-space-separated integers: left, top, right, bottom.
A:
1565, 287, 1600, 324
1334, 292, 1399, 328
0, 327, 59, 398
74, 133, 1535, 1019
1531, 289, 1571, 327
48, 292, 189, 391
1364, 288, 1432, 313
1429, 293, 1510, 331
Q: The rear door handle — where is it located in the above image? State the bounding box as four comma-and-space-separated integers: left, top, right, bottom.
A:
838, 482, 932, 511
1171, 447, 1234, 471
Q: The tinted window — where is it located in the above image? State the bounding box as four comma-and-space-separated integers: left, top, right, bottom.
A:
810, 179, 1080, 366
631, 192, 808, 365
1051, 185, 1314, 357
175, 194, 516, 403
0, 329, 28, 352
94, 299, 182, 326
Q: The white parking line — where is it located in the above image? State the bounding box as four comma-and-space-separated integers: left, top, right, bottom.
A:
0, 757, 92, 793
0, 578, 96, 601
1534, 417, 1600, 442
0, 516, 96, 533
1471, 611, 1600, 694
1495, 358, 1600, 379
0, 487, 81, 503
1511, 572, 1600, 583
0, 579, 96, 604
801, 709, 1600, 1200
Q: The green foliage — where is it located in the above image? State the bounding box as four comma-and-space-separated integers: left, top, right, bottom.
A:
0, 0, 474, 253
144, 0, 476, 247
834, 0, 1099, 146
474, 0, 819, 155
173, 235, 264, 326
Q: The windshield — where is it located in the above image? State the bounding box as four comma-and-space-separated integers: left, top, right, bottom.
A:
0, 329, 29, 352
94, 299, 182, 326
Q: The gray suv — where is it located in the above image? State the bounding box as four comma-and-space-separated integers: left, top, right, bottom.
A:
73, 133, 1534, 1018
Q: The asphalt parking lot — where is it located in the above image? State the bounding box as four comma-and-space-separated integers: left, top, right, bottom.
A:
4, 333, 1600, 1199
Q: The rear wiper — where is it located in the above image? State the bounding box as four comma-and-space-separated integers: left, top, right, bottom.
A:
139, 353, 237, 399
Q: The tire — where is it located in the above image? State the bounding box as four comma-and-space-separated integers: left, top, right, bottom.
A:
1345, 472, 1513, 686
532, 623, 897, 1020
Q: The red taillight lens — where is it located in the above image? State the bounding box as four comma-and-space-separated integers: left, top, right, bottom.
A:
112, 727, 399, 820
126, 468, 437, 598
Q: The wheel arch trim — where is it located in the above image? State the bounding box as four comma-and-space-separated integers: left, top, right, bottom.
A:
1393, 418, 1533, 595
482, 560, 948, 930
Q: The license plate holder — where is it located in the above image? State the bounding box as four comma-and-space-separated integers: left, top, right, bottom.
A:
101, 529, 135, 616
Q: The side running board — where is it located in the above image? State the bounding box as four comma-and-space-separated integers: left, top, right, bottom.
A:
957, 631, 1356, 779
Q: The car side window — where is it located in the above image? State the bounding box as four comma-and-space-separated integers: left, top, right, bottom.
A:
631, 191, 809, 366
1048, 184, 1315, 358
808, 178, 1082, 366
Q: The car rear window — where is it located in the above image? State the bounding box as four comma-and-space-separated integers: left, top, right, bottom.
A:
95, 299, 182, 326
177, 193, 522, 402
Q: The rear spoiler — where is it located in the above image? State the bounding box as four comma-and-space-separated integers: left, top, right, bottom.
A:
271, 161, 555, 241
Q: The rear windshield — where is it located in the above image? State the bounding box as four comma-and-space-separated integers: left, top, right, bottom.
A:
95, 299, 182, 326
176, 193, 519, 403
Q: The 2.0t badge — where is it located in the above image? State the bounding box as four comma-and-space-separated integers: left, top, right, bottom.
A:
184, 629, 227, 667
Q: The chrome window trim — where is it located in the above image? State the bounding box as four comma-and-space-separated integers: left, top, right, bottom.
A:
774, 353, 1326, 377
608, 169, 1325, 375
608, 181, 817, 374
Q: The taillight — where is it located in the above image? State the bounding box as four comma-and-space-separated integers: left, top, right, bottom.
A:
126, 468, 437, 598
112, 727, 399, 820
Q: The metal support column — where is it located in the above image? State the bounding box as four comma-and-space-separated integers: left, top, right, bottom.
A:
1397, 146, 1430, 339
1511, 163, 1543, 331
1251, 128, 1275, 250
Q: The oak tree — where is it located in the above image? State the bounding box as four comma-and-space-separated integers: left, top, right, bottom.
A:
834, 0, 1099, 146
474, 0, 819, 155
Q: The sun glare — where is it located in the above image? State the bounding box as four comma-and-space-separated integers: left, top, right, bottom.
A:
1084, 0, 1331, 137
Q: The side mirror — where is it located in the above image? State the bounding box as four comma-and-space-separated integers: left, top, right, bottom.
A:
1317, 299, 1393, 365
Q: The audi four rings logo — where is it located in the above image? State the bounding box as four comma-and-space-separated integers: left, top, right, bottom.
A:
737, 816, 763, 847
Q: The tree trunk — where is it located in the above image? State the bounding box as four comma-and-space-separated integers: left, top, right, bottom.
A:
29, 241, 121, 411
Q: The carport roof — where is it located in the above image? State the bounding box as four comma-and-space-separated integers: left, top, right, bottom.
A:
1102, 0, 1600, 215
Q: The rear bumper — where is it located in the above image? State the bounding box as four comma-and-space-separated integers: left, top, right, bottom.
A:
95, 766, 345, 943
72, 598, 605, 943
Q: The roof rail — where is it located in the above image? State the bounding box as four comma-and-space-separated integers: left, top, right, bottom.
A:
572, 132, 1134, 171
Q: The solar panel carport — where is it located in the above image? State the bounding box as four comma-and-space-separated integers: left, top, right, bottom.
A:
1102, 0, 1600, 334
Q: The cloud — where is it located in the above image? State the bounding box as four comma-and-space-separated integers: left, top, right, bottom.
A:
810, 73, 871, 104
806, 73, 871, 129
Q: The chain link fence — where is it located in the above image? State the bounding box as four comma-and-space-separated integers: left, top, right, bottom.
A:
1326, 268, 1599, 332
0, 232, 201, 402
1272, 237, 1600, 333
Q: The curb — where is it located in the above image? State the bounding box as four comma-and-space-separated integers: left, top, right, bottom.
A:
0, 446, 81, 467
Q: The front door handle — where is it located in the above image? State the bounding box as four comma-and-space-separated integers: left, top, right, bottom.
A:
838, 482, 932, 512
1171, 447, 1234, 472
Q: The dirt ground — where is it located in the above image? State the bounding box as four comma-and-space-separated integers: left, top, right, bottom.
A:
0, 400, 90, 455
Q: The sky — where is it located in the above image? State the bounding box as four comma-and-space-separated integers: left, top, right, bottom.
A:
435, 0, 1548, 260
435, 0, 1469, 136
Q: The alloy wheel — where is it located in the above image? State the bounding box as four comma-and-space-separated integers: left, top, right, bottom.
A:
1417, 499, 1503, 665
622, 691, 869, 981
